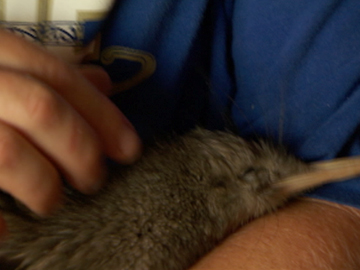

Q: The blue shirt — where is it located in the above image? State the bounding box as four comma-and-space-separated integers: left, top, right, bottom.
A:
91, 0, 360, 208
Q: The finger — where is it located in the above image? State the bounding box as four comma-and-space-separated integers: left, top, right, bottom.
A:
77, 65, 113, 96
0, 29, 141, 163
0, 122, 62, 215
0, 69, 105, 194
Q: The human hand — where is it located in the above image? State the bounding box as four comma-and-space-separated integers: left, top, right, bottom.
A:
0, 30, 141, 223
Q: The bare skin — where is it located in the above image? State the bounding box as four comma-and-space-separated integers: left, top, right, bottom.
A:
190, 197, 360, 270
0, 30, 141, 227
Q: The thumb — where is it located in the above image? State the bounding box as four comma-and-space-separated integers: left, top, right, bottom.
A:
78, 65, 113, 96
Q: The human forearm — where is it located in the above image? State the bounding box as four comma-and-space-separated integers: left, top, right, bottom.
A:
190, 197, 360, 270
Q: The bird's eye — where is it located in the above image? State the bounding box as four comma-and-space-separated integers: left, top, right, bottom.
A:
239, 167, 258, 182
239, 167, 273, 192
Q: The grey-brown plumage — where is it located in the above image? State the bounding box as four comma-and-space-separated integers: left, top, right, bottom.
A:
0, 128, 309, 270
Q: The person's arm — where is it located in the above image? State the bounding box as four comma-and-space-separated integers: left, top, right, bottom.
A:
190, 197, 360, 270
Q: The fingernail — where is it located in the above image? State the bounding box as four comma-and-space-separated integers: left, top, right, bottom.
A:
37, 189, 64, 216
84, 160, 107, 194
117, 116, 142, 164
87, 173, 107, 194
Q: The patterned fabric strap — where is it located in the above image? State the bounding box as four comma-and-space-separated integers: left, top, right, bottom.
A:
0, 0, 115, 63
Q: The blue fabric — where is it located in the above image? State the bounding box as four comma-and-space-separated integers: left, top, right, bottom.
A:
95, 0, 360, 208
230, 0, 360, 207
101, 0, 211, 138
